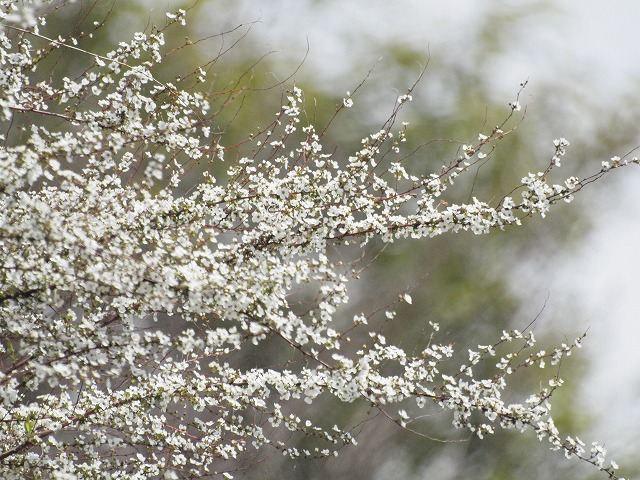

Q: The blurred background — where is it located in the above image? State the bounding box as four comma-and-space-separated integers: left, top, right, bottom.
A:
39, 0, 640, 478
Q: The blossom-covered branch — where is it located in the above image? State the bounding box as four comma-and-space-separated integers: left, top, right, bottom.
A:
0, 1, 636, 479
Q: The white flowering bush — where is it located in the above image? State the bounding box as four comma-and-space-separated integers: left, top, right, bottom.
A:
0, 1, 637, 478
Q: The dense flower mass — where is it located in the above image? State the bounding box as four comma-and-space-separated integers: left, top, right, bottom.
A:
0, 1, 637, 478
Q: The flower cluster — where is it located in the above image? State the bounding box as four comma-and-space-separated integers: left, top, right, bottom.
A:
0, 1, 636, 479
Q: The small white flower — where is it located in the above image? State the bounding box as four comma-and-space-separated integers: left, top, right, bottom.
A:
343, 91, 353, 108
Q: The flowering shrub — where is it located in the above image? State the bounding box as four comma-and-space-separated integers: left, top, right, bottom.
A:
0, 1, 636, 478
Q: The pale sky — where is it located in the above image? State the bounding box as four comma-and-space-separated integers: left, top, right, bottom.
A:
206, 0, 640, 96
